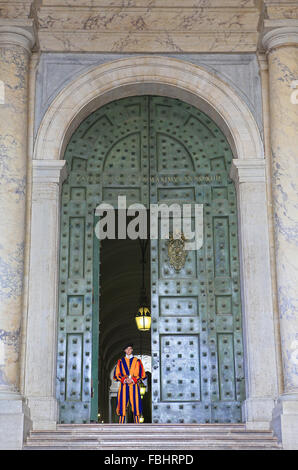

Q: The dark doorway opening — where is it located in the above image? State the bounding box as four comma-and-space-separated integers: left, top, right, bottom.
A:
95, 209, 151, 423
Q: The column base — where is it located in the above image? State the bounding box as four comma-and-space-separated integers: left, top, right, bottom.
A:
242, 397, 275, 430
0, 391, 32, 450
27, 396, 58, 430
272, 394, 298, 449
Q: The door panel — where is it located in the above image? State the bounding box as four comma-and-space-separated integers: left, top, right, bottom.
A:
149, 96, 244, 423
57, 97, 149, 423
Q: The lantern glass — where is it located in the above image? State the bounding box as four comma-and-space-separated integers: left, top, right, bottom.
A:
139, 383, 146, 396
135, 306, 151, 331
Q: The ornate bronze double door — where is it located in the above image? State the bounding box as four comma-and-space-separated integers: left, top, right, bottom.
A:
57, 95, 245, 424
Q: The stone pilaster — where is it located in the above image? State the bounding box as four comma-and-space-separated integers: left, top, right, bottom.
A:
24, 160, 67, 431
262, 26, 298, 449
0, 24, 35, 449
230, 159, 278, 430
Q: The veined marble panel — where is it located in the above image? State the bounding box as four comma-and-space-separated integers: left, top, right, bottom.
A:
34, 0, 260, 52
266, 3, 298, 21
38, 31, 259, 53
0, 1, 33, 20
37, 8, 259, 32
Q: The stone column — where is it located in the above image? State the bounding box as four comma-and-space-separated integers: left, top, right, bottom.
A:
230, 159, 279, 430
262, 26, 298, 449
24, 160, 67, 430
0, 25, 35, 449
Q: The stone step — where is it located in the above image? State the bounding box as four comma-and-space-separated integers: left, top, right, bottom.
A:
24, 423, 281, 450
99, 439, 281, 449
99, 444, 280, 450
52, 424, 271, 435
24, 441, 281, 450
26, 439, 280, 447
25, 448, 280, 451
27, 432, 277, 441
57, 423, 246, 429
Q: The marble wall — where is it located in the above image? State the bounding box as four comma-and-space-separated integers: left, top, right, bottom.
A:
268, 44, 298, 394
36, 0, 260, 53
262, 26, 298, 449
0, 24, 35, 450
0, 44, 29, 393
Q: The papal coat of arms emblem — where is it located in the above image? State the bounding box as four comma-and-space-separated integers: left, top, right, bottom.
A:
167, 232, 188, 272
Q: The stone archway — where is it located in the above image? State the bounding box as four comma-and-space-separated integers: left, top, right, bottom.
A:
33, 56, 263, 162
25, 56, 278, 431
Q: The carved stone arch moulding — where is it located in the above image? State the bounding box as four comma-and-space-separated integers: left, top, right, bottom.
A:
33, 56, 264, 163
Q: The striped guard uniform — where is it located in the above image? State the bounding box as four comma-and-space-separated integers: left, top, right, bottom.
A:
113, 356, 146, 423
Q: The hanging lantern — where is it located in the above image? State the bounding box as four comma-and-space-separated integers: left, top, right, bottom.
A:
135, 238, 151, 332
139, 381, 146, 397
135, 306, 151, 332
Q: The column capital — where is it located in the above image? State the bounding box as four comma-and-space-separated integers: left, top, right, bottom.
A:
262, 25, 298, 52
229, 159, 266, 185
0, 21, 35, 53
32, 160, 68, 186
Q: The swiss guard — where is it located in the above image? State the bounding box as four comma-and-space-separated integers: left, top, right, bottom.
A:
113, 343, 146, 423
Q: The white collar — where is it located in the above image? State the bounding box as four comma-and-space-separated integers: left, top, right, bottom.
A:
125, 354, 133, 359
